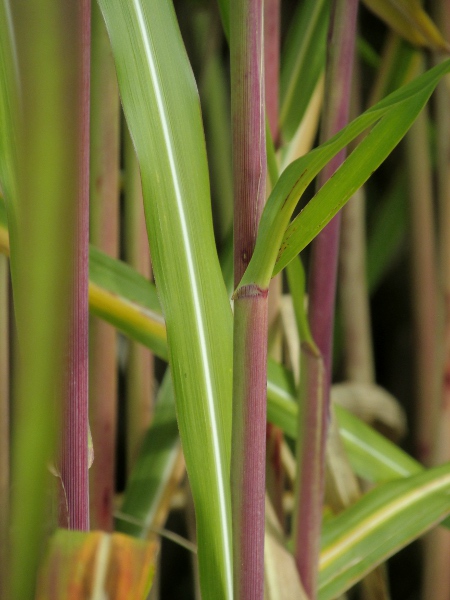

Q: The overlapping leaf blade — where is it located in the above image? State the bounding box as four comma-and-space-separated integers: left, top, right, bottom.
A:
279, 0, 329, 142
319, 463, 450, 599
362, 0, 450, 51
116, 373, 180, 538
97, 2, 233, 598
237, 59, 450, 289
0, 204, 431, 491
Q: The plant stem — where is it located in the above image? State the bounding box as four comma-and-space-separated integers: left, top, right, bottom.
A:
60, 0, 91, 531
264, 0, 284, 528
405, 86, 439, 466
10, 0, 85, 595
89, 0, 119, 531
339, 61, 375, 384
230, 0, 267, 594
294, 342, 325, 599
124, 124, 154, 474
339, 187, 375, 383
231, 289, 268, 600
423, 5, 450, 596
0, 255, 9, 599
295, 1, 358, 597
338, 66, 391, 600
264, 0, 279, 144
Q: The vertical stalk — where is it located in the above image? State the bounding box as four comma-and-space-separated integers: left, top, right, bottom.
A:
339, 67, 390, 600
264, 0, 284, 527
423, 4, 450, 597
339, 186, 375, 383
294, 342, 325, 599
294, 1, 358, 598
0, 255, 9, 599
264, 0, 279, 144
60, 0, 91, 531
89, 1, 119, 531
124, 125, 154, 474
10, 1, 84, 596
405, 90, 438, 467
230, 0, 267, 595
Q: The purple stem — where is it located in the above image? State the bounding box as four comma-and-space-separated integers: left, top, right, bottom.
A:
0, 257, 9, 599
231, 0, 266, 287
89, 2, 120, 531
231, 290, 269, 600
230, 0, 267, 595
294, 344, 325, 599
264, 0, 280, 144
264, 0, 284, 527
294, 0, 358, 597
60, 0, 91, 531
308, 0, 358, 380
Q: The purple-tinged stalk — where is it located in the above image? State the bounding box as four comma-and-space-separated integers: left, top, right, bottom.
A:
124, 125, 154, 474
338, 66, 390, 600
88, 1, 120, 531
0, 255, 9, 598
294, 342, 325, 599
294, 1, 358, 597
230, 0, 267, 595
10, 0, 87, 594
339, 187, 374, 383
405, 90, 439, 467
264, 0, 284, 528
264, 0, 279, 145
423, 6, 450, 596
60, 0, 91, 531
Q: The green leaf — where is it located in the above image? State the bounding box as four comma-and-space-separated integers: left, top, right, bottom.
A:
334, 406, 420, 482
366, 170, 407, 293
0, 198, 431, 493
362, 0, 450, 52
285, 256, 317, 350
319, 463, 450, 599
116, 373, 180, 538
237, 59, 450, 290
2, 3, 86, 597
97, 2, 233, 599
0, 0, 18, 210
88, 248, 168, 360
279, 0, 329, 142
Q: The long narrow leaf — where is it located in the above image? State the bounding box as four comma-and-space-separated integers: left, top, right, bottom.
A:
236, 59, 450, 289
319, 463, 450, 599
0, 206, 430, 491
116, 373, 181, 538
97, 2, 233, 598
279, 0, 329, 142
362, 0, 450, 51
0, 206, 423, 492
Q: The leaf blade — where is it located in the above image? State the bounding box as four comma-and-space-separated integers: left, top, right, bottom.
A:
319, 464, 450, 599
237, 59, 450, 289
97, 2, 234, 598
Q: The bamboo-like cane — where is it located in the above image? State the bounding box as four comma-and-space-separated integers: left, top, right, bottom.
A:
230, 0, 267, 595
294, 2, 359, 598
89, 1, 120, 531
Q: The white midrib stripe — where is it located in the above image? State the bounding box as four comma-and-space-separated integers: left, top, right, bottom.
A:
131, 1, 232, 597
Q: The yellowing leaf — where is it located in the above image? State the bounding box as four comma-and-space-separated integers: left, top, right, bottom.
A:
363, 0, 450, 52
35, 529, 158, 600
